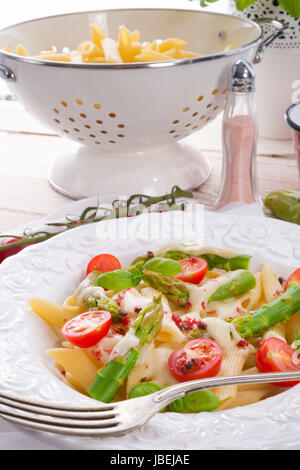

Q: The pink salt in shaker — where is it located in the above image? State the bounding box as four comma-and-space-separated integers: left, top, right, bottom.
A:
214, 60, 261, 210
285, 102, 300, 180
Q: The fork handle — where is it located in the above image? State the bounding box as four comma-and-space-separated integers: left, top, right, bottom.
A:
152, 371, 300, 405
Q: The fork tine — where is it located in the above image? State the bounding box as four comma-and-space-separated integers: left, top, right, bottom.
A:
0, 392, 113, 412
0, 395, 117, 420
0, 405, 120, 429
1, 413, 127, 437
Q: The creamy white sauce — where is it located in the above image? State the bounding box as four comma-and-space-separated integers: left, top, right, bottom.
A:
121, 289, 152, 315
153, 243, 238, 259
75, 274, 105, 307
185, 270, 244, 313
202, 317, 243, 352
109, 329, 140, 361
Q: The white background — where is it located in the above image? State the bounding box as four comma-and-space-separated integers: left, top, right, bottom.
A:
0, 0, 229, 29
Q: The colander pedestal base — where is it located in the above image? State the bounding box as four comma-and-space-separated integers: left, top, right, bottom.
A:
48, 138, 212, 199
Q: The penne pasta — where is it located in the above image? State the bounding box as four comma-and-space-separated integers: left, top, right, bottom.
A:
29, 245, 300, 415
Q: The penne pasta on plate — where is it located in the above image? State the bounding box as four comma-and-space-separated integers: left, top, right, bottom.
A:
29, 243, 300, 413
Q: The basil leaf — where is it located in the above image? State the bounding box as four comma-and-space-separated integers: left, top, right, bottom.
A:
278, 0, 300, 17
128, 382, 166, 413
235, 0, 257, 10
143, 257, 182, 277
183, 390, 220, 412
94, 269, 142, 291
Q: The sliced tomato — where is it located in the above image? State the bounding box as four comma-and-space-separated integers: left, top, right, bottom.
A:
284, 268, 300, 291
176, 257, 208, 285
86, 254, 122, 275
61, 311, 112, 348
168, 338, 222, 382
256, 337, 300, 387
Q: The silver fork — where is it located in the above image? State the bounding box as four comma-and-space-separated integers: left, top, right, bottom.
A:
1, 371, 300, 437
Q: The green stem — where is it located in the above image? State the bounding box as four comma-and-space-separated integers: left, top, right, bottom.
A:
209, 271, 256, 302
233, 283, 300, 339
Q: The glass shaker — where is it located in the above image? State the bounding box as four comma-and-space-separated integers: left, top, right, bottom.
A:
214, 60, 261, 210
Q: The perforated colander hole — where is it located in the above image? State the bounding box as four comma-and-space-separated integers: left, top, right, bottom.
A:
206, 103, 212, 108
117, 124, 125, 128
54, 119, 60, 123
109, 113, 116, 118
192, 125, 199, 130
172, 120, 179, 124
61, 101, 68, 107
185, 123, 191, 128
95, 141, 101, 144
74, 128, 80, 132
96, 120, 103, 125
212, 89, 218, 95
200, 115, 205, 120
174, 135, 179, 138
78, 137, 84, 141
207, 117, 211, 122
101, 130, 108, 134
213, 106, 219, 111
109, 140, 116, 144
53, 108, 60, 114
169, 130, 176, 134
76, 99, 83, 105
197, 96, 204, 102
69, 117, 75, 122
93, 104, 101, 109
80, 113, 87, 119
89, 134, 96, 138
117, 134, 125, 138
182, 107, 190, 112
84, 125, 91, 129
222, 89, 227, 95
192, 112, 198, 117
63, 129, 70, 133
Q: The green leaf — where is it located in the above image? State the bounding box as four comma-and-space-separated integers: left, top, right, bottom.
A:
235, 0, 257, 10
143, 257, 182, 277
169, 397, 185, 413
200, 0, 219, 6
128, 382, 166, 413
278, 0, 300, 17
183, 390, 220, 412
94, 269, 142, 291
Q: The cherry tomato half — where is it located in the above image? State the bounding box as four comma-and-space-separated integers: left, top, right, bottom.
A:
176, 257, 208, 285
256, 337, 300, 387
285, 268, 300, 291
86, 254, 122, 276
168, 338, 222, 382
61, 311, 112, 348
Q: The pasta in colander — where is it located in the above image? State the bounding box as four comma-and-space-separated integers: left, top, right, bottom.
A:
3, 23, 237, 64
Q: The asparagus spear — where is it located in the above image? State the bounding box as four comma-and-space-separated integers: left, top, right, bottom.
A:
233, 283, 300, 339
264, 189, 300, 225
209, 271, 256, 302
164, 251, 251, 271
143, 269, 256, 308
131, 250, 251, 272
87, 297, 163, 402
143, 269, 190, 307
85, 294, 123, 324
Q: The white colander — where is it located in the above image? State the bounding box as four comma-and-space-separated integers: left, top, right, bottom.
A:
0, 9, 285, 198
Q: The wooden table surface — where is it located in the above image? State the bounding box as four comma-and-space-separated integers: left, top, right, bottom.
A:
0, 80, 297, 233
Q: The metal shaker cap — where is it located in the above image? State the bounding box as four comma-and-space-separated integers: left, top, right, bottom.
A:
229, 60, 256, 93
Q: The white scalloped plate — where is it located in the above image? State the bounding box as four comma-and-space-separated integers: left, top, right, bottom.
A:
2, 210, 300, 450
